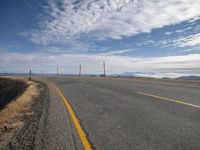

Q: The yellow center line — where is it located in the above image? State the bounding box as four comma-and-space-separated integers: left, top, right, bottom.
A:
137, 91, 200, 109
48, 81, 92, 150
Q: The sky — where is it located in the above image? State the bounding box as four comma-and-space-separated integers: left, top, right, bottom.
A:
0, 0, 200, 78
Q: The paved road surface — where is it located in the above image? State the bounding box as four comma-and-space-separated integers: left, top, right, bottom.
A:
43, 77, 200, 150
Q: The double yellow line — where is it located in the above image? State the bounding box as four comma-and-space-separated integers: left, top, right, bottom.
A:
49, 81, 92, 150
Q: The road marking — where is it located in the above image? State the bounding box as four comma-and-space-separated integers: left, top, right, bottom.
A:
137, 91, 200, 108
49, 81, 92, 150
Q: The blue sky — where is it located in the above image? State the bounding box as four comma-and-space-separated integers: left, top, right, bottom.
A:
0, 0, 200, 77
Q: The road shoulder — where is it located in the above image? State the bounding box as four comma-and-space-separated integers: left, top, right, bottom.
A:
35, 79, 84, 150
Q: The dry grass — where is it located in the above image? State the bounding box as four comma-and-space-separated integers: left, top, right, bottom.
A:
0, 77, 39, 139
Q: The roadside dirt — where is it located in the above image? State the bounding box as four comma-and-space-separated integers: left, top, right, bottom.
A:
0, 77, 27, 109
0, 77, 48, 150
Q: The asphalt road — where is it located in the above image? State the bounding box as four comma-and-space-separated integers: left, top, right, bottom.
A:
45, 76, 200, 150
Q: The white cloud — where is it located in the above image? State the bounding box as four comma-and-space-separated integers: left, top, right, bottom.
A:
42, 41, 92, 53
164, 31, 173, 35
175, 29, 184, 33
155, 31, 200, 49
133, 72, 198, 78
99, 49, 134, 55
1, 51, 199, 77
28, 0, 200, 45
174, 33, 200, 47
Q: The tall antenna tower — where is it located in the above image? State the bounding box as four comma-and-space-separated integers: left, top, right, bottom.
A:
29, 69, 32, 80
103, 61, 106, 77
57, 68, 59, 76
79, 65, 82, 76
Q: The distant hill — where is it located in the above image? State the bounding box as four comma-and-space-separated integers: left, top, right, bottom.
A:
111, 72, 156, 77
120, 72, 136, 76
176, 76, 200, 80
162, 77, 171, 80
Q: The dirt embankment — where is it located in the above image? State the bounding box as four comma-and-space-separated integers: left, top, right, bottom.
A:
0, 77, 48, 150
0, 77, 27, 109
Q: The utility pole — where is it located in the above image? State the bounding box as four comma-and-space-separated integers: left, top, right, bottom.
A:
29, 69, 32, 80
103, 61, 106, 77
57, 68, 59, 76
42, 70, 44, 77
79, 65, 81, 76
